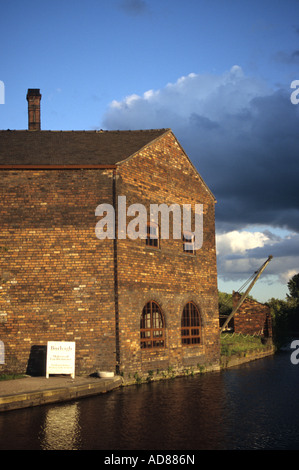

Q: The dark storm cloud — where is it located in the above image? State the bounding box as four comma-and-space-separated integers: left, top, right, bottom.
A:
119, 0, 148, 15
102, 68, 299, 233
102, 67, 299, 286
274, 50, 299, 64
208, 90, 299, 232
253, 233, 299, 259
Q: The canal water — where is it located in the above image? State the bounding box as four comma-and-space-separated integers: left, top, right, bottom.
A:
1, 347, 299, 450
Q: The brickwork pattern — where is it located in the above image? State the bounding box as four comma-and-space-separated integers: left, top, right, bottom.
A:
116, 132, 220, 377
0, 169, 116, 374
0, 131, 220, 377
233, 292, 272, 337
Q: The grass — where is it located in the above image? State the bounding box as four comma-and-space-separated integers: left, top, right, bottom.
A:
0, 374, 26, 381
220, 332, 267, 357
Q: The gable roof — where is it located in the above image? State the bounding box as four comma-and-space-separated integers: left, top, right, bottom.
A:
0, 129, 169, 166
0, 127, 216, 201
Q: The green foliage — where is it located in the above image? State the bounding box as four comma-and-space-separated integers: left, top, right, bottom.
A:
134, 372, 142, 384
220, 333, 265, 357
218, 291, 233, 316
0, 374, 26, 381
218, 291, 256, 316
266, 273, 299, 348
287, 274, 299, 304
146, 370, 154, 382
219, 273, 299, 350
266, 298, 289, 348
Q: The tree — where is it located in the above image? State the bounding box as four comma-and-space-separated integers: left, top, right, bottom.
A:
267, 273, 299, 346
286, 273, 299, 333
287, 273, 299, 305
267, 297, 290, 348
218, 291, 232, 316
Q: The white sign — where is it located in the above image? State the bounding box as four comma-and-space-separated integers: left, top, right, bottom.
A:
46, 341, 75, 378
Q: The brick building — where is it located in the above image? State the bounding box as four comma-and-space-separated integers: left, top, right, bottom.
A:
0, 90, 220, 380
232, 292, 273, 338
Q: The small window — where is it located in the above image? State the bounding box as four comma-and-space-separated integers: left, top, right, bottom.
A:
183, 232, 195, 254
181, 302, 201, 345
146, 222, 159, 248
140, 301, 165, 349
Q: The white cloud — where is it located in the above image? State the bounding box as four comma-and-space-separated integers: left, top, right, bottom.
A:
103, 66, 270, 129
101, 66, 299, 298
280, 269, 298, 284
216, 228, 299, 298
216, 230, 270, 255
102, 66, 299, 230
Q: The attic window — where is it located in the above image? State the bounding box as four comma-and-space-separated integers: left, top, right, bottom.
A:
183, 231, 195, 254
146, 222, 159, 248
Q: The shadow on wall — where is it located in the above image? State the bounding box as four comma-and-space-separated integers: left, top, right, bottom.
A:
26, 345, 47, 376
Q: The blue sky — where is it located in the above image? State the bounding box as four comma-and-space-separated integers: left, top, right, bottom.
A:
1, 0, 299, 302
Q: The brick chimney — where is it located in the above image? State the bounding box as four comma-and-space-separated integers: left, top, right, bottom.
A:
26, 89, 42, 130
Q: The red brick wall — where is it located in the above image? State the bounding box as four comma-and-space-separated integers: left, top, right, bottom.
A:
233, 292, 272, 337
0, 132, 220, 378
0, 169, 116, 375
115, 131, 220, 378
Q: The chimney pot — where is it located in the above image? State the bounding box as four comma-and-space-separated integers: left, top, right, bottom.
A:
26, 89, 42, 130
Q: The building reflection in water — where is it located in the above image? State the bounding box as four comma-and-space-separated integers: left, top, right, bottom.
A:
31, 373, 230, 450
76, 373, 228, 450
39, 402, 82, 450
2, 353, 299, 450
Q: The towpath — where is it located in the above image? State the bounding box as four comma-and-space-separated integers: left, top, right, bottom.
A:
0, 375, 122, 412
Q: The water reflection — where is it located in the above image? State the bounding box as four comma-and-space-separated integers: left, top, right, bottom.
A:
1, 350, 299, 450
77, 373, 228, 450
39, 403, 81, 450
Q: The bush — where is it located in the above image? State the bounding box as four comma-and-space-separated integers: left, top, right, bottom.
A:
220, 333, 266, 356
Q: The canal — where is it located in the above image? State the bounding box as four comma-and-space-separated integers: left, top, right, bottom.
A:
1, 347, 299, 450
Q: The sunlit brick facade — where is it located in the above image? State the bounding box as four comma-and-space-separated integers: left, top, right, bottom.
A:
0, 121, 220, 380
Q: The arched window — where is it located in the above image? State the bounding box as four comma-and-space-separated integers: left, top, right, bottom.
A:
140, 301, 165, 349
181, 302, 201, 345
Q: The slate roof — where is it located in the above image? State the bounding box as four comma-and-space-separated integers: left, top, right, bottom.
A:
0, 129, 169, 166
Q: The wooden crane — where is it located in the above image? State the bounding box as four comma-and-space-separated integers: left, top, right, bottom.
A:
220, 255, 273, 333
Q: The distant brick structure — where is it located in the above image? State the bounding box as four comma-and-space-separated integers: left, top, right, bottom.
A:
233, 292, 272, 338
26, 89, 42, 131
0, 91, 220, 379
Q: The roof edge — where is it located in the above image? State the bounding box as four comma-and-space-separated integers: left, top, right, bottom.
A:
0, 164, 117, 170
169, 131, 217, 203
117, 128, 217, 203
115, 128, 171, 165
